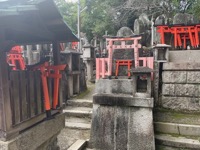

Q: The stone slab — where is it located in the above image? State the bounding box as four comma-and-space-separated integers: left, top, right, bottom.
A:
155, 134, 200, 149
162, 71, 187, 83
179, 124, 200, 137
0, 114, 65, 150
153, 108, 200, 125
95, 79, 134, 95
65, 122, 91, 130
162, 84, 199, 97
162, 84, 175, 96
155, 122, 200, 137
67, 140, 87, 150
93, 94, 153, 108
58, 128, 90, 150
187, 72, 200, 83
63, 107, 92, 118
154, 122, 179, 135
169, 50, 200, 63
163, 62, 200, 71
162, 96, 200, 112
67, 99, 93, 108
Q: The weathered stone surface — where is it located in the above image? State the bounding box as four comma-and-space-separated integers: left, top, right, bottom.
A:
162, 84, 175, 96
187, 72, 200, 83
95, 79, 134, 95
155, 122, 200, 137
128, 107, 155, 150
90, 104, 115, 150
154, 108, 200, 125
162, 96, 200, 112
0, 114, 65, 150
162, 71, 187, 83
93, 94, 154, 108
156, 134, 200, 149
162, 84, 200, 97
116, 27, 134, 37
174, 84, 199, 97
163, 62, 200, 71
134, 19, 145, 34
90, 96, 155, 150
115, 107, 129, 150
155, 14, 168, 26
154, 122, 179, 135
169, 50, 200, 63
173, 13, 197, 25
139, 13, 151, 28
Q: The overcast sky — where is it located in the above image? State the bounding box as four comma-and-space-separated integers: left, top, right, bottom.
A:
65, 0, 77, 3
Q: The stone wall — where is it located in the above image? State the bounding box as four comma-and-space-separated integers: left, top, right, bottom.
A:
161, 62, 200, 112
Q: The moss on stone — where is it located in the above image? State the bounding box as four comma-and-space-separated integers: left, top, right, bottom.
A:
154, 108, 200, 125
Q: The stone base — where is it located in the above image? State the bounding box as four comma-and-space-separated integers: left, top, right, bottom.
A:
90, 94, 155, 150
0, 114, 65, 150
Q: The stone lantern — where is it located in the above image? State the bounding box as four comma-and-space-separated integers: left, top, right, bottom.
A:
153, 44, 171, 62
82, 44, 95, 81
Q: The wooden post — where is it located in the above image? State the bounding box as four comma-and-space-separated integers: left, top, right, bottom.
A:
53, 41, 60, 65
0, 49, 12, 132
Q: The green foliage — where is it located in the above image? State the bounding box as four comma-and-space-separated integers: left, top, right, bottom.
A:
188, 0, 200, 20
55, 0, 200, 42
54, 0, 78, 33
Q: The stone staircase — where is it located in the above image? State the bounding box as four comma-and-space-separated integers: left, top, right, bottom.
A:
58, 99, 93, 150
154, 110, 200, 150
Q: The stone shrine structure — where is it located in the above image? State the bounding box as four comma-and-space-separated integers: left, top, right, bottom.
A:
90, 77, 155, 150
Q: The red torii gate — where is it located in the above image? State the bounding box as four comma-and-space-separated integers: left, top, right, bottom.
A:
156, 24, 200, 49
96, 36, 154, 79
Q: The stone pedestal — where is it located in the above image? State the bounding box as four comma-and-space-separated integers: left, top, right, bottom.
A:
90, 79, 155, 150
0, 114, 65, 150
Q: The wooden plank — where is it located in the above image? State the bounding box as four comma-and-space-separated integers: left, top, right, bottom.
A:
19, 71, 28, 121
28, 71, 36, 118
4, 110, 60, 141
0, 51, 13, 131
10, 71, 21, 125
34, 71, 42, 114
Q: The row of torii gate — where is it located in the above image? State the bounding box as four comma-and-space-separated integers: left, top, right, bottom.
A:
96, 24, 200, 80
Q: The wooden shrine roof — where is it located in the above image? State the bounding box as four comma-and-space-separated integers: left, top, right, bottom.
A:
0, 0, 78, 44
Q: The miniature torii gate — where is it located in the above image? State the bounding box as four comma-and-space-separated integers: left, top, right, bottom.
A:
96, 36, 154, 79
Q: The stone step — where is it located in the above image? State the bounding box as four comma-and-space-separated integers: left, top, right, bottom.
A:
67, 139, 87, 150
63, 107, 93, 118
65, 122, 91, 130
58, 128, 90, 150
65, 117, 91, 130
154, 108, 200, 125
65, 116, 91, 124
155, 122, 200, 137
155, 134, 200, 149
67, 99, 93, 108
156, 145, 191, 150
